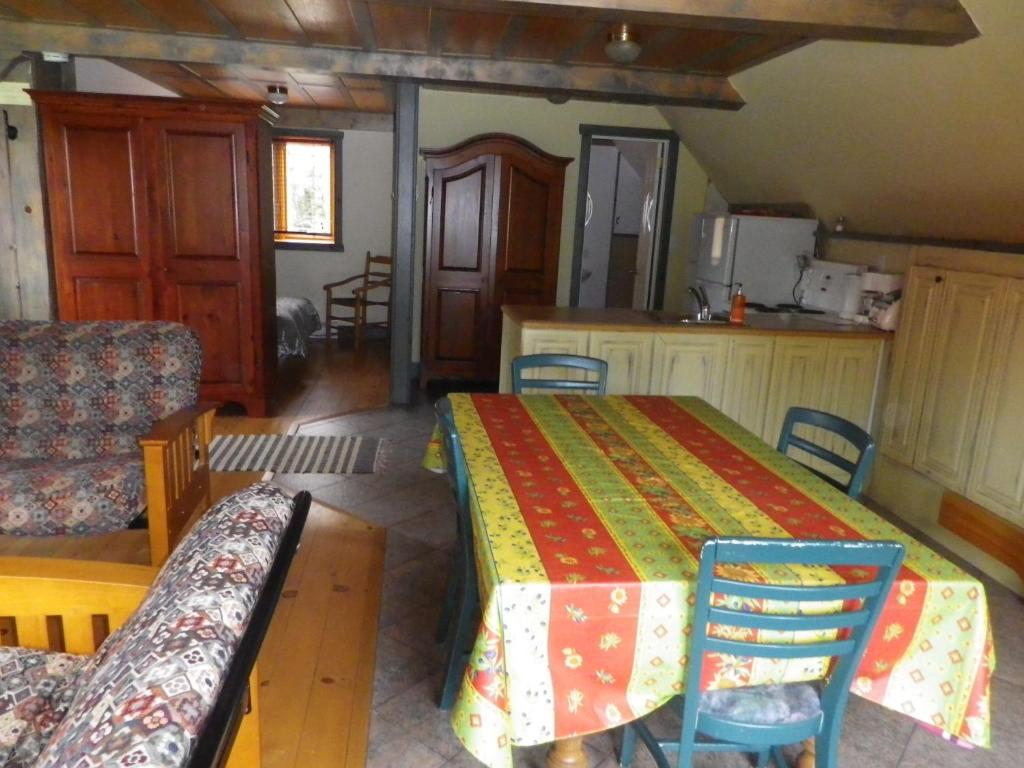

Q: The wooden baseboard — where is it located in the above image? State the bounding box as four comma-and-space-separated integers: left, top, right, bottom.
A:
939, 490, 1024, 583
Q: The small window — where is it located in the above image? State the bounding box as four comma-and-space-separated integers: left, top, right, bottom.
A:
272, 132, 343, 250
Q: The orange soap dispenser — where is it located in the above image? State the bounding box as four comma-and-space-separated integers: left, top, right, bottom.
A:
730, 283, 747, 325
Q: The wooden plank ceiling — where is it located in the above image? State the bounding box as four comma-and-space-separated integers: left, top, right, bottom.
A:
0, 0, 979, 109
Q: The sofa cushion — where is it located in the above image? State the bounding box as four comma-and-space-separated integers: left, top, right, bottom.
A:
0, 647, 86, 768
0, 321, 201, 462
0, 455, 144, 536
34, 483, 296, 768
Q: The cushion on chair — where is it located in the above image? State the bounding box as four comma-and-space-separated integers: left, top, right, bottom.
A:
0, 321, 201, 462
32, 483, 296, 768
0, 455, 144, 536
0, 647, 87, 768
699, 683, 822, 725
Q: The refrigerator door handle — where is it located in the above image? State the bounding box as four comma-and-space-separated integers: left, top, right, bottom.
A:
584, 192, 594, 227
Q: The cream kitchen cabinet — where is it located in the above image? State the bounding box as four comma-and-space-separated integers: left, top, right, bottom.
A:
761, 337, 831, 444
588, 332, 654, 395
912, 272, 1004, 492
880, 267, 947, 464
720, 337, 775, 436
966, 277, 1024, 520
821, 339, 886, 461
649, 334, 728, 404
515, 328, 592, 390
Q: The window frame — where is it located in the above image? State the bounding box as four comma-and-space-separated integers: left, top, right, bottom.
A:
271, 128, 344, 252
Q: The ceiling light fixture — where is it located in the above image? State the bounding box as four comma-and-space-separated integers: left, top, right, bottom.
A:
266, 84, 289, 105
605, 23, 642, 64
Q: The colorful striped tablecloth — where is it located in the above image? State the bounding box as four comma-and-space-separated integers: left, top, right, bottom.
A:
427, 394, 993, 768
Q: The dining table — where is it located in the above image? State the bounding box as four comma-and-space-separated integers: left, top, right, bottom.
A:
424, 393, 994, 768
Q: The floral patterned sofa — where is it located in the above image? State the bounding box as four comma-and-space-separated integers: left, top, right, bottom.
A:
0, 482, 311, 768
0, 321, 215, 564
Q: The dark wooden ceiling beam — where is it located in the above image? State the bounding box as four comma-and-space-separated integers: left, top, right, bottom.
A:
348, 1, 378, 51
552, 21, 605, 64
0, 20, 745, 108
193, 0, 243, 39
421, 0, 979, 45
492, 16, 526, 60
428, 7, 448, 55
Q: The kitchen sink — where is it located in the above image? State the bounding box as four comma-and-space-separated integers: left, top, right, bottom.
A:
646, 311, 732, 325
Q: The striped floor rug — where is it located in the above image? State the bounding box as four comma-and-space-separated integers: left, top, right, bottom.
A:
210, 434, 384, 473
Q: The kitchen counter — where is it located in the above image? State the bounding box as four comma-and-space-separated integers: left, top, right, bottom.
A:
502, 305, 892, 339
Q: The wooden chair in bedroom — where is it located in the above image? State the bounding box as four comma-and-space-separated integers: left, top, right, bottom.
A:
323, 251, 392, 353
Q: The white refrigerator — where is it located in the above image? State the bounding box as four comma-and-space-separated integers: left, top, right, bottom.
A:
691, 215, 819, 313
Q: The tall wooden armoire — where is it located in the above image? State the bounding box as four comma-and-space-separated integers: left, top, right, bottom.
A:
421, 134, 571, 385
34, 92, 276, 415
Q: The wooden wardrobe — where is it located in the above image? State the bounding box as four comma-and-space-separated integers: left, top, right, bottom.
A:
421, 134, 571, 385
34, 91, 276, 416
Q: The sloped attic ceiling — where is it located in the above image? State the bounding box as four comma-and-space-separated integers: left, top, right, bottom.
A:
660, 0, 1021, 244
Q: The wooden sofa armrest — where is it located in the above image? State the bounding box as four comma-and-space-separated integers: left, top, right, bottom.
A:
139, 403, 217, 567
0, 556, 155, 653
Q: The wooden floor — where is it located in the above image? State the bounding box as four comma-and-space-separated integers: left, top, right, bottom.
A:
0, 337, 391, 768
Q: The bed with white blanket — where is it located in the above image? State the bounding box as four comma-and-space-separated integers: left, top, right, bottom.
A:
276, 297, 321, 359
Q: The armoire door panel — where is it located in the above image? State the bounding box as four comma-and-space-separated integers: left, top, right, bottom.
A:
174, 283, 247, 386
73, 277, 145, 321
63, 126, 141, 257
433, 288, 481, 363
502, 167, 547, 274
438, 167, 487, 272
163, 130, 240, 260
39, 109, 154, 321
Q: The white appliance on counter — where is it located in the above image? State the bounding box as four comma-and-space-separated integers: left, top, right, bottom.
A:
691, 214, 818, 313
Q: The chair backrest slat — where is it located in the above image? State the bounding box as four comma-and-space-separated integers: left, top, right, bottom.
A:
776, 407, 876, 500
511, 354, 609, 395
711, 577, 884, 602
707, 605, 873, 633
704, 635, 859, 660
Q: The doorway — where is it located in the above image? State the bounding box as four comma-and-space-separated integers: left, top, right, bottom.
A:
569, 126, 679, 310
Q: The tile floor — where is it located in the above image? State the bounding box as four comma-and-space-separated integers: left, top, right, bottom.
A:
280, 399, 1022, 768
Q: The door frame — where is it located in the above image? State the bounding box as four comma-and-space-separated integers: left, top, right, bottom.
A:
568, 124, 679, 309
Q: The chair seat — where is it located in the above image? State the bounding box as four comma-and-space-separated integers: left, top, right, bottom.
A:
0, 646, 87, 768
700, 683, 822, 726
0, 455, 145, 536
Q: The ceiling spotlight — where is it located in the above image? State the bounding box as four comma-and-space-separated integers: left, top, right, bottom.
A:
605, 23, 642, 64
266, 84, 288, 105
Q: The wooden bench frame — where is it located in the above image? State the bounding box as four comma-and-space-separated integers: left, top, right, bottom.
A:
140, 403, 217, 565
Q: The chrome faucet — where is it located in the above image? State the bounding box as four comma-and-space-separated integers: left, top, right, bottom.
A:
688, 285, 711, 321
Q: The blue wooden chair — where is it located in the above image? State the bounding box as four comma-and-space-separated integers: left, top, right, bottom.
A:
433, 397, 480, 710
777, 407, 876, 500
511, 353, 609, 395
619, 536, 905, 768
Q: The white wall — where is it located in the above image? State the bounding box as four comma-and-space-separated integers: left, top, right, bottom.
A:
661, 0, 1024, 243
74, 57, 178, 97
275, 129, 393, 330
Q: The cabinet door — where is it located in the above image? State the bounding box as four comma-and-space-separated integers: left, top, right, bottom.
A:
880, 267, 946, 463
821, 339, 884, 464
650, 334, 728, 406
423, 154, 498, 382
967, 278, 1024, 519
588, 332, 654, 395
148, 118, 260, 399
40, 111, 155, 320
913, 272, 1004, 492
720, 336, 775, 436
762, 337, 829, 443
519, 329, 591, 392
490, 153, 566, 378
